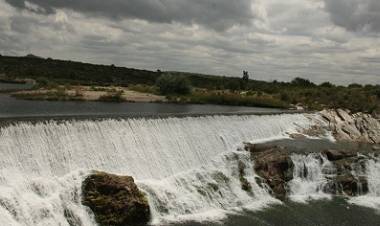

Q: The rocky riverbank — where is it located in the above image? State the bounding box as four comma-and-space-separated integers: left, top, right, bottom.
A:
246, 109, 380, 200
317, 109, 380, 144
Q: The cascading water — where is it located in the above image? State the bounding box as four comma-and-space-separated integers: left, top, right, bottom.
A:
288, 153, 380, 210
0, 114, 313, 226
350, 155, 380, 210
289, 154, 335, 203
138, 151, 278, 224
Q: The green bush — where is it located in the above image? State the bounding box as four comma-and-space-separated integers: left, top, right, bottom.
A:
156, 74, 192, 95
98, 91, 124, 102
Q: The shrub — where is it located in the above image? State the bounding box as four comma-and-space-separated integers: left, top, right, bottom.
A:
98, 91, 124, 102
156, 74, 191, 95
128, 84, 158, 94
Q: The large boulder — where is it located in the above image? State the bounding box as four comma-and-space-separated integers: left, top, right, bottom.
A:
249, 145, 294, 200
82, 171, 150, 226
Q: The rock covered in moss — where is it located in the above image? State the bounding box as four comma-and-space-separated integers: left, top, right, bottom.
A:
82, 171, 150, 226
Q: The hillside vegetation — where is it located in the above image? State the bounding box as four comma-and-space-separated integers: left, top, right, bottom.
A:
1, 55, 379, 113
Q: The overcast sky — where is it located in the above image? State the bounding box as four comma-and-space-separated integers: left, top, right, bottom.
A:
1, 0, 380, 84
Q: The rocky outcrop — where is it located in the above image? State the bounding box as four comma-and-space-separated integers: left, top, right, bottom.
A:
82, 171, 150, 226
247, 144, 294, 200
319, 109, 380, 144
246, 143, 372, 200
324, 154, 369, 196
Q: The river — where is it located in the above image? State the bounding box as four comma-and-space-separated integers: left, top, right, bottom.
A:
0, 94, 287, 119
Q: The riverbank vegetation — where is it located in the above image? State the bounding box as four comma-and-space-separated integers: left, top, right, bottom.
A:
1, 55, 379, 113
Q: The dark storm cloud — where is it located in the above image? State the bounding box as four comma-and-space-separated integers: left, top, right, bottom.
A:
4, 0, 254, 30
324, 0, 380, 32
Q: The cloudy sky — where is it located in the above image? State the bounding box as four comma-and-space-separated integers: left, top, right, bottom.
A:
1, 0, 379, 84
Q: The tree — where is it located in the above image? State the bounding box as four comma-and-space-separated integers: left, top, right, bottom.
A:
156, 73, 192, 95
240, 71, 250, 90
242, 71, 249, 82
374, 87, 380, 98
291, 77, 316, 87
319, 82, 334, 88
348, 83, 362, 88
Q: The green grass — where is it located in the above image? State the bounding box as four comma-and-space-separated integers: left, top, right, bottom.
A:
168, 91, 290, 109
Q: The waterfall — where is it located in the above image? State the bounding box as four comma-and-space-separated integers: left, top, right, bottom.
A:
366, 156, 380, 197
289, 154, 335, 203
350, 155, 380, 210
288, 153, 380, 210
0, 114, 312, 225
138, 151, 278, 224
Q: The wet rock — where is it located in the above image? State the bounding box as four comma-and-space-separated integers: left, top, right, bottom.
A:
244, 143, 274, 154
250, 146, 293, 200
64, 208, 83, 226
325, 175, 368, 196
238, 160, 252, 193
338, 175, 368, 196
333, 158, 355, 175
322, 149, 356, 161
82, 171, 150, 226
246, 142, 371, 200
243, 143, 255, 152
321, 151, 369, 197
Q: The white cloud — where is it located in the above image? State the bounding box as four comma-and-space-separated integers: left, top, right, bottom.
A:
0, 0, 379, 85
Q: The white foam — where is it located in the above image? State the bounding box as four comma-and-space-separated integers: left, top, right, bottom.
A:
289, 153, 335, 203
349, 156, 380, 211
138, 151, 279, 224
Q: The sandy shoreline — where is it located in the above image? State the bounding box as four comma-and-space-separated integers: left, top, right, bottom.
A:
11, 85, 167, 103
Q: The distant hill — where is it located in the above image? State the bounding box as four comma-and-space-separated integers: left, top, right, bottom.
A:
0, 55, 159, 86
0, 55, 278, 91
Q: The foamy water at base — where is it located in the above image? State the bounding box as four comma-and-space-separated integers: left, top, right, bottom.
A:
349, 155, 380, 211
